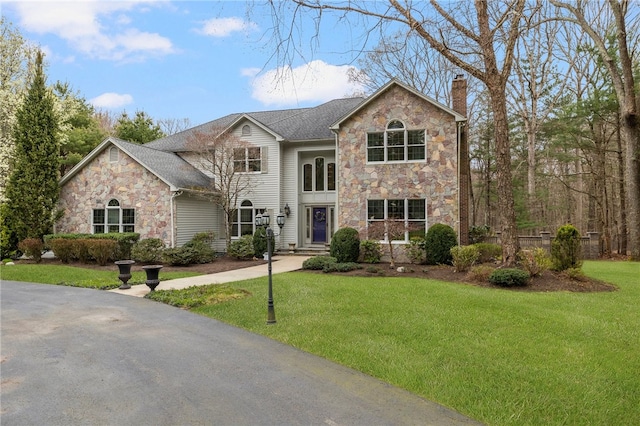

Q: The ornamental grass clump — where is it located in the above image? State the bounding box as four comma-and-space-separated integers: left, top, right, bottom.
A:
518, 248, 552, 277
450, 245, 480, 272
488, 268, 530, 287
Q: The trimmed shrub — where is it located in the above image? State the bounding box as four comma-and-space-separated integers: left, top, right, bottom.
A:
44, 232, 139, 260
551, 224, 583, 271
323, 262, 362, 273
182, 240, 215, 264
190, 231, 215, 245
228, 235, 255, 260
253, 227, 275, 257
49, 238, 74, 263
450, 245, 480, 272
405, 236, 426, 264
87, 240, 117, 266
488, 268, 530, 287
302, 256, 337, 270
518, 248, 552, 277
18, 238, 44, 263
473, 243, 503, 263
72, 239, 91, 263
132, 238, 165, 263
330, 227, 360, 263
424, 223, 457, 265
360, 239, 382, 264
162, 247, 199, 266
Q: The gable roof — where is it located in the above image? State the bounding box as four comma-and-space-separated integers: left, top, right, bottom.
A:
330, 78, 466, 130
60, 136, 212, 192
145, 97, 364, 152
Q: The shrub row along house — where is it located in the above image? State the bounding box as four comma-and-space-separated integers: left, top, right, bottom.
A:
56, 78, 469, 254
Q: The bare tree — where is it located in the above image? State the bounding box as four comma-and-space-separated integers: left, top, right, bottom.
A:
266, 0, 535, 265
158, 118, 192, 136
551, 0, 640, 259
367, 219, 413, 268
185, 127, 255, 250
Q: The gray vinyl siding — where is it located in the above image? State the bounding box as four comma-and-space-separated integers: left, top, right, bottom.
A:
175, 194, 219, 248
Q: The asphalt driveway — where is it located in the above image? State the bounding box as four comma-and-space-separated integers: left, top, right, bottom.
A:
1, 281, 480, 425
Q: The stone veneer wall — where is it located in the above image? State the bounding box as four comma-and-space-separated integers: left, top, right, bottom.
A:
56, 146, 174, 245
337, 85, 459, 236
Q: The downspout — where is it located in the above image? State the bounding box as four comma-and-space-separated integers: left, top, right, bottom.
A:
170, 190, 183, 248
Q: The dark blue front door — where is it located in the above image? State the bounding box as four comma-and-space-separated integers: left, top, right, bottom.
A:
312, 207, 327, 243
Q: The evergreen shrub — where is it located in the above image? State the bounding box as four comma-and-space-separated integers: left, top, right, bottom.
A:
302, 256, 337, 270
228, 235, 255, 260
488, 268, 530, 287
49, 238, 74, 263
360, 240, 382, 264
424, 223, 457, 265
132, 238, 166, 263
87, 240, 117, 266
551, 224, 583, 271
330, 227, 360, 263
323, 262, 362, 273
253, 227, 275, 257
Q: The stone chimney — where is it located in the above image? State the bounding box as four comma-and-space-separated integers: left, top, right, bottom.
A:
451, 74, 467, 116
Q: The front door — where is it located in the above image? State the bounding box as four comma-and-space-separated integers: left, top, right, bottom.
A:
312, 207, 327, 243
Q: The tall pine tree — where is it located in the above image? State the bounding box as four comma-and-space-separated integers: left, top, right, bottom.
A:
1, 50, 59, 255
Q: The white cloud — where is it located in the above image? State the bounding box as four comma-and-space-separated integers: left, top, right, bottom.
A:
11, 1, 174, 61
90, 92, 134, 109
196, 17, 258, 37
247, 60, 366, 106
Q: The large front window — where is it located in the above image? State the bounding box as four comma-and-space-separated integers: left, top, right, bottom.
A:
231, 201, 268, 237
93, 199, 135, 233
234, 147, 262, 172
367, 120, 426, 163
367, 198, 426, 241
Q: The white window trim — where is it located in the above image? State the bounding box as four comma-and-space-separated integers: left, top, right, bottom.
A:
367, 198, 426, 243
366, 121, 426, 164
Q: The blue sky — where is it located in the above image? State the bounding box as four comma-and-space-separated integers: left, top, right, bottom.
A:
2, 0, 371, 126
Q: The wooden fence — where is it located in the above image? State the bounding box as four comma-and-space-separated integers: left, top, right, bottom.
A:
484, 231, 600, 259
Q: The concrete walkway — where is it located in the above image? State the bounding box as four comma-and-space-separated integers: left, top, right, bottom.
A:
110, 256, 310, 297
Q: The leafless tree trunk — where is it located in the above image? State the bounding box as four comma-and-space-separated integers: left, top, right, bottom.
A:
551, 0, 640, 259
266, 0, 530, 265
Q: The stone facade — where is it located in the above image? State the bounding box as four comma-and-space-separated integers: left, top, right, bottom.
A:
56, 146, 174, 245
336, 85, 459, 236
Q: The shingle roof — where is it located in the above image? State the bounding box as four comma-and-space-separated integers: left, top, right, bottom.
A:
145, 97, 365, 152
113, 138, 212, 191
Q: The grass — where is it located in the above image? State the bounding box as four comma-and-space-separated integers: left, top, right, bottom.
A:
0, 264, 200, 290
151, 260, 638, 426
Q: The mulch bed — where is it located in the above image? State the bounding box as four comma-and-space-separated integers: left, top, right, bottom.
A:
18, 256, 617, 293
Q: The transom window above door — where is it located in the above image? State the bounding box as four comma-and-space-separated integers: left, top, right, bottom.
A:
303, 157, 335, 192
367, 120, 426, 163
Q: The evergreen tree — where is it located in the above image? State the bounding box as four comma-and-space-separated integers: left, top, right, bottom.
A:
1, 50, 60, 255
113, 110, 165, 143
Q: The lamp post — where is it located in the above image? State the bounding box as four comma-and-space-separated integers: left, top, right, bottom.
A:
255, 209, 285, 324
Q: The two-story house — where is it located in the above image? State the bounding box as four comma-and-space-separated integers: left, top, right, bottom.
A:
56, 78, 468, 253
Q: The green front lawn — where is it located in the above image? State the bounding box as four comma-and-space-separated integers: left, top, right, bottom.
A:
0, 264, 200, 289
161, 261, 638, 426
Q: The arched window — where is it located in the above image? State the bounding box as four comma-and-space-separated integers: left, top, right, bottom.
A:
366, 119, 425, 162
232, 200, 255, 237
241, 125, 251, 136
109, 147, 119, 162
92, 198, 135, 233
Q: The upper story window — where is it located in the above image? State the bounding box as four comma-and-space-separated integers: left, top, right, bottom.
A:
367, 120, 426, 163
241, 125, 251, 136
233, 146, 262, 173
93, 199, 135, 234
303, 157, 335, 192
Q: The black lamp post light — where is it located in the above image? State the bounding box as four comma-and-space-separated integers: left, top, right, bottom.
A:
255, 209, 285, 324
